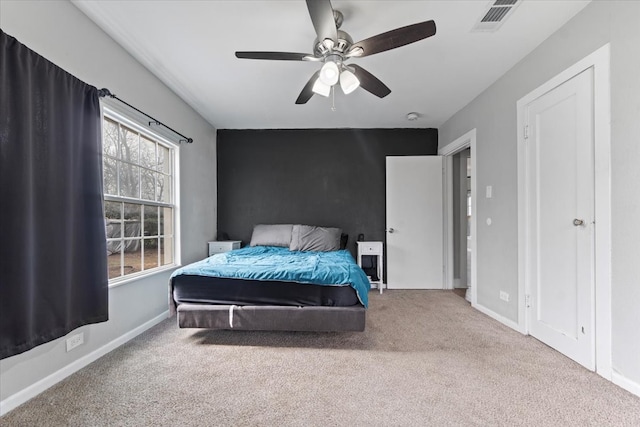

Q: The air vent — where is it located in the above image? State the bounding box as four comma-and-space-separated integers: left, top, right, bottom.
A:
472, 0, 520, 32
481, 7, 511, 23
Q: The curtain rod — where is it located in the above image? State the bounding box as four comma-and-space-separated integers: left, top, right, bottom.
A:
97, 88, 193, 144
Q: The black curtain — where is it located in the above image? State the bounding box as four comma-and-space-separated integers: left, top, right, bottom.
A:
0, 30, 108, 359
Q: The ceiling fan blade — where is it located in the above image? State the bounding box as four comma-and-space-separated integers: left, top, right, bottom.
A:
295, 70, 321, 104
350, 65, 391, 98
348, 20, 436, 58
306, 0, 337, 42
235, 51, 313, 61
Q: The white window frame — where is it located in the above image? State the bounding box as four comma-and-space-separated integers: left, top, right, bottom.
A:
101, 105, 181, 287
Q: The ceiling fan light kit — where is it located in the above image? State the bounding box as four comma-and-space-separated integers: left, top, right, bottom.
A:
235, 0, 436, 105
319, 59, 340, 86
312, 78, 331, 97
340, 69, 360, 94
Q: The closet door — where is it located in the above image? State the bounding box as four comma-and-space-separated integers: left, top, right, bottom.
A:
524, 68, 595, 370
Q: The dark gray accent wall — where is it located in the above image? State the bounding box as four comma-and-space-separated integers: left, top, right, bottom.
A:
217, 128, 438, 257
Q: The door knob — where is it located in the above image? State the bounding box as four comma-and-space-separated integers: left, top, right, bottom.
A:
573, 219, 584, 226
387, 228, 395, 234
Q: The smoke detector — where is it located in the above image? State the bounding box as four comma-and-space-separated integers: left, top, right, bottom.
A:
406, 112, 419, 121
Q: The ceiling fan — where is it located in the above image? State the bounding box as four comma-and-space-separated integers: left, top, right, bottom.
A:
235, 0, 436, 104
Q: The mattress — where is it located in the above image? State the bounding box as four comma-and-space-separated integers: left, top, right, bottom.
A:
169, 245, 369, 331
170, 245, 370, 307
172, 275, 360, 307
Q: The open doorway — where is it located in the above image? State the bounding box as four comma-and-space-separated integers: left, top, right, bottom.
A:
452, 149, 471, 300
440, 129, 477, 305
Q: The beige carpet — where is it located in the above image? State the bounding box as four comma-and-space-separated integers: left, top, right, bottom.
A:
2, 290, 640, 426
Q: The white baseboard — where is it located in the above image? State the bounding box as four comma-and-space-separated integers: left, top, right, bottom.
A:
0, 310, 169, 416
473, 302, 526, 334
612, 371, 640, 398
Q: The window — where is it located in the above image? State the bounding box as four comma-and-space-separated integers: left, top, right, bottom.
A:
102, 110, 178, 283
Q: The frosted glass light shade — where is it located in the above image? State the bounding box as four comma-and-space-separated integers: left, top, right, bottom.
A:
340, 69, 360, 94
319, 61, 340, 86
312, 79, 331, 97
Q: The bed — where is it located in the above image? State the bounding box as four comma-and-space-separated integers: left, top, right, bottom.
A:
169, 224, 371, 332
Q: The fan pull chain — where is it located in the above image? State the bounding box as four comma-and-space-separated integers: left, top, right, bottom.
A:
331, 86, 336, 112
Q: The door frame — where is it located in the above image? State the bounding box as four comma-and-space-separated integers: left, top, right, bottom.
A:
516, 44, 611, 378
439, 129, 477, 305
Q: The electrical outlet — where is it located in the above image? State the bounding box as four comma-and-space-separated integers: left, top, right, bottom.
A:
499, 291, 510, 302
66, 332, 84, 352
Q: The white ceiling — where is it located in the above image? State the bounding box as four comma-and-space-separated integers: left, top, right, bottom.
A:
72, 0, 590, 130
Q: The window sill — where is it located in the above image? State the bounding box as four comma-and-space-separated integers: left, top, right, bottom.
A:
108, 264, 181, 289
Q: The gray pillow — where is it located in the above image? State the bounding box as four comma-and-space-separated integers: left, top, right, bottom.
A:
290, 225, 342, 252
249, 224, 293, 247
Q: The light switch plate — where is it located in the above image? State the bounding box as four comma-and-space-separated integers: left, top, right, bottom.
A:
486, 185, 493, 198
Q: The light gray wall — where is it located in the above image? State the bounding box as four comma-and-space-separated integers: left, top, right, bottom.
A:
0, 0, 217, 402
439, 1, 640, 386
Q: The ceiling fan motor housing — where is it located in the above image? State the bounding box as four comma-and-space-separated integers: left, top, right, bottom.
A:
313, 29, 353, 57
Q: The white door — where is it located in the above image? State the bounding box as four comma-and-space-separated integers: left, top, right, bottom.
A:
525, 68, 595, 370
386, 156, 443, 289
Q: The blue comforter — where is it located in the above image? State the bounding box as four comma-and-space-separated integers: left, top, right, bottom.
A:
171, 246, 370, 307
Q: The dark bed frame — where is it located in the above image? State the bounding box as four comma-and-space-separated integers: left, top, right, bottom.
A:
175, 303, 366, 332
